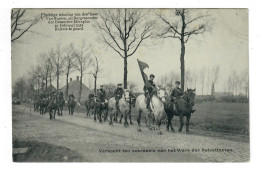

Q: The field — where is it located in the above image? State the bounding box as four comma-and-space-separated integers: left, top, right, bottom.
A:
75, 102, 249, 137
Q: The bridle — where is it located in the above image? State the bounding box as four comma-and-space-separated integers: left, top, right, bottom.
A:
182, 90, 195, 106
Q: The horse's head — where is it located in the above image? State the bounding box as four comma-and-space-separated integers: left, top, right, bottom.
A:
157, 89, 167, 103
184, 88, 196, 106
123, 89, 130, 103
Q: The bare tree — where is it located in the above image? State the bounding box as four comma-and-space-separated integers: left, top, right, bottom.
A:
91, 47, 103, 95
73, 43, 92, 103
11, 9, 40, 42
241, 69, 249, 98
39, 53, 53, 93
210, 65, 220, 95
200, 68, 205, 95
157, 9, 212, 91
96, 9, 154, 88
51, 45, 65, 93
63, 44, 76, 100
13, 76, 27, 100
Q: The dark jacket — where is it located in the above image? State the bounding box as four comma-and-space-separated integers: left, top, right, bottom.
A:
98, 89, 106, 102
143, 80, 155, 93
171, 88, 183, 99
114, 88, 124, 100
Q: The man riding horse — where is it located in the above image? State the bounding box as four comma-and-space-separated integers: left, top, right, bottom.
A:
114, 83, 124, 112
170, 81, 196, 113
143, 74, 156, 112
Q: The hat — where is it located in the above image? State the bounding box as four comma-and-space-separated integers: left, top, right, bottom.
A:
117, 83, 122, 86
150, 74, 155, 78
175, 81, 180, 85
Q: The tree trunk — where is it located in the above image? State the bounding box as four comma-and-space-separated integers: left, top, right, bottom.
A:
45, 76, 48, 93
66, 73, 69, 101
123, 9, 128, 89
123, 57, 128, 89
56, 73, 59, 93
78, 74, 83, 103
49, 73, 52, 87
94, 75, 97, 96
180, 39, 185, 91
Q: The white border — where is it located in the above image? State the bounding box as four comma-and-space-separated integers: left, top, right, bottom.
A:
1, 0, 260, 170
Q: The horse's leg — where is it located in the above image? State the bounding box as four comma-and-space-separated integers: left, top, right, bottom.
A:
124, 112, 128, 128
170, 114, 175, 132
178, 113, 184, 132
99, 109, 102, 123
166, 112, 170, 131
49, 110, 52, 120
157, 117, 162, 135
186, 113, 191, 132
128, 110, 133, 125
137, 110, 142, 132
119, 113, 123, 124
109, 109, 113, 126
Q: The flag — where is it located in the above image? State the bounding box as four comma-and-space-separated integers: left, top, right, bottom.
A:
137, 59, 152, 89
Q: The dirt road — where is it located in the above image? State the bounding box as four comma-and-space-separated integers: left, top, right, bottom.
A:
12, 105, 249, 162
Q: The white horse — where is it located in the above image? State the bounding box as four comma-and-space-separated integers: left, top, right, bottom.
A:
108, 89, 130, 127
135, 89, 166, 134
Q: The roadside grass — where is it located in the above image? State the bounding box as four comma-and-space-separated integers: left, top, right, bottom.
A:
13, 140, 83, 162
36, 102, 250, 136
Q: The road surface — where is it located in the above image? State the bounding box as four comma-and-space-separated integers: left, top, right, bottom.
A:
12, 105, 249, 162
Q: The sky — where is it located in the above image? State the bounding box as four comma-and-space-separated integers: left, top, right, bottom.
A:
11, 8, 248, 94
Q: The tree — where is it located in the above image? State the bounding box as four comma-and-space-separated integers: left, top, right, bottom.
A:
91, 46, 103, 95
39, 52, 53, 93
51, 45, 65, 93
64, 44, 76, 100
96, 9, 154, 88
13, 76, 27, 100
73, 43, 92, 103
11, 9, 40, 42
157, 9, 212, 91
210, 66, 220, 95
200, 68, 205, 95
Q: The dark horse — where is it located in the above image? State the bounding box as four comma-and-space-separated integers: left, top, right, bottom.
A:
85, 97, 96, 117
95, 100, 108, 123
48, 98, 59, 120
39, 98, 49, 115
164, 88, 196, 132
68, 99, 76, 115
57, 96, 65, 116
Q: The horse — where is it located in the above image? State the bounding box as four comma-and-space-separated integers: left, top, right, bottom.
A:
68, 99, 76, 115
39, 98, 48, 115
164, 88, 196, 132
118, 94, 135, 125
95, 98, 108, 123
33, 98, 40, 112
57, 97, 65, 116
135, 89, 166, 134
85, 97, 97, 117
48, 98, 59, 120
118, 89, 131, 127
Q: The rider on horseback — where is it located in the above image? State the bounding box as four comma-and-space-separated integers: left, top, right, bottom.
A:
97, 85, 106, 103
170, 81, 196, 113
143, 74, 156, 112
114, 83, 124, 111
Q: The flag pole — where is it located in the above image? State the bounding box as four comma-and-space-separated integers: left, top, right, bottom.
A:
137, 59, 154, 109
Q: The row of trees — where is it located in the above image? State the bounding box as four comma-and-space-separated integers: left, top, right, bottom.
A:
13, 43, 103, 103
157, 66, 249, 98
13, 9, 215, 97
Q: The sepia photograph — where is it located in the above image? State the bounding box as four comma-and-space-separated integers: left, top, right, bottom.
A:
11, 8, 249, 162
